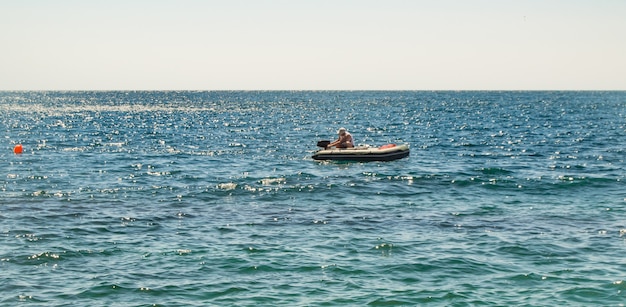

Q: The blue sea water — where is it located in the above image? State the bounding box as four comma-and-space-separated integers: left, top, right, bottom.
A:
0, 91, 625, 306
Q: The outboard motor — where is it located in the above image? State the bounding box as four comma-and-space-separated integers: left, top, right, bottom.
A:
317, 140, 331, 148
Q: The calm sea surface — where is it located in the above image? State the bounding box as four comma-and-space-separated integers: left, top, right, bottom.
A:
1, 91, 625, 306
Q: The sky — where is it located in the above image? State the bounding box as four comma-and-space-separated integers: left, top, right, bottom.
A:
1, 0, 625, 90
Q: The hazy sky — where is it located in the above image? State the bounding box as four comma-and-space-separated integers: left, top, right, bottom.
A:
1, 0, 625, 90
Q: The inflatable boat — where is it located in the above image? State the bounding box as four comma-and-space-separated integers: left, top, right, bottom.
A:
312, 143, 410, 162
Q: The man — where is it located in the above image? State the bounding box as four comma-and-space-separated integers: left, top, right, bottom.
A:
327, 127, 354, 149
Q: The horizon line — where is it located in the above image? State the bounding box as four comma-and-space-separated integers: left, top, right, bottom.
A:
2, 89, 625, 92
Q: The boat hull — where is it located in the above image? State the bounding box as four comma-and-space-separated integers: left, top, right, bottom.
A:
312, 144, 410, 162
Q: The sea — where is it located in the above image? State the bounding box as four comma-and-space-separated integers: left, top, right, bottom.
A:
1, 91, 625, 306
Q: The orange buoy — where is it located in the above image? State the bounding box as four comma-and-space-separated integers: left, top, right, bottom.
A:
13, 144, 23, 154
